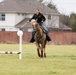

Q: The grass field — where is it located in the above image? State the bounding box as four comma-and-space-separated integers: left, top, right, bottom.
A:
0, 44, 76, 75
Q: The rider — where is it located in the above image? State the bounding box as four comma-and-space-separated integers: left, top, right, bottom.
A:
28, 8, 51, 43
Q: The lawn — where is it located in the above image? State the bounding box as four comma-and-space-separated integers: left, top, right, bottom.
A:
0, 44, 76, 75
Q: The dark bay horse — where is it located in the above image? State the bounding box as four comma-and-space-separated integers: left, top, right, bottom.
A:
31, 19, 47, 58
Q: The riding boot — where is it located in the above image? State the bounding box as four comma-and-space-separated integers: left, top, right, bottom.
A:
46, 34, 51, 41
30, 36, 35, 43
30, 32, 35, 43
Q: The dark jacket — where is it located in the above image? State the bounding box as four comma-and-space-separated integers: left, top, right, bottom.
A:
29, 13, 46, 24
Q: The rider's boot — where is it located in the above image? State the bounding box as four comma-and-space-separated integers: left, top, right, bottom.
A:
46, 34, 51, 41
30, 31, 35, 43
30, 36, 35, 43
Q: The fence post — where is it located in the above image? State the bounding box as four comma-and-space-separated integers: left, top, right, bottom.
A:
17, 30, 23, 59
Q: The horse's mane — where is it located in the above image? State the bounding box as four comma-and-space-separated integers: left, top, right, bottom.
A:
37, 24, 46, 34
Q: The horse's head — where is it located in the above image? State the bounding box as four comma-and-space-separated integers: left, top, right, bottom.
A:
31, 19, 38, 31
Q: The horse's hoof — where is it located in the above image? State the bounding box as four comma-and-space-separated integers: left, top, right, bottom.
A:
44, 53, 46, 58
38, 55, 41, 57
44, 56, 46, 58
40, 56, 43, 58
40, 54, 43, 58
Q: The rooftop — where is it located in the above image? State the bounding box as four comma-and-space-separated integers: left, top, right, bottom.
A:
0, 0, 60, 15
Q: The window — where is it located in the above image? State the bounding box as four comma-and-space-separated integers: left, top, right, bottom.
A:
22, 13, 25, 16
48, 15, 51, 20
0, 28, 5, 31
2, 28, 5, 31
28, 28, 33, 32
17, 13, 20, 15
0, 14, 5, 21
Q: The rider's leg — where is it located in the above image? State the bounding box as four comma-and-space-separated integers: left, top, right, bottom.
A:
41, 23, 48, 34
41, 23, 51, 41
30, 30, 35, 43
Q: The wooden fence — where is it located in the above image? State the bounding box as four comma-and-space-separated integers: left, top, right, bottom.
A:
0, 31, 76, 44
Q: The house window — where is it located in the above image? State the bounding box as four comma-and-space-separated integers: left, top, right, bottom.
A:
22, 13, 25, 16
2, 28, 5, 31
0, 14, 5, 21
0, 28, 5, 31
18, 13, 21, 15
48, 15, 51, 19
28, 28, 33, 32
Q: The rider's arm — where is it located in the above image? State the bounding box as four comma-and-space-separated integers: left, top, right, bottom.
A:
41, 14, 46, 22
29, 14, 35, 22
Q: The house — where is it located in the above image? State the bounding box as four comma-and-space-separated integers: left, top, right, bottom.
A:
0, 0, 72, 32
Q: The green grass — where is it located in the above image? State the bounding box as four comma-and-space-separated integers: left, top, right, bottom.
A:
0, 44, 76, 75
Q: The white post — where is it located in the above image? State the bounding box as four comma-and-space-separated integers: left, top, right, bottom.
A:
19, 35, 22, 59
17, 30, 23, 59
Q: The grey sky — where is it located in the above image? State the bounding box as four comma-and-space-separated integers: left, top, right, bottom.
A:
0, 0, 3, 2
43, 0, 76, 15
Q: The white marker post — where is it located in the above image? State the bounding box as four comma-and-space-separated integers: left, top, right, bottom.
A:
17, 30, 23, 59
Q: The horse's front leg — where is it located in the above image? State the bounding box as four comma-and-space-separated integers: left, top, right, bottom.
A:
41, 49, 43, 58
40, 45, 43, 58
35, 42, 40, 57
42, 42, 46, 58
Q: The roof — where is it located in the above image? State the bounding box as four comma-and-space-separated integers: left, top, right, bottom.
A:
59, 22, 72, 30
15, 18, 32, 28
0, 0, 60, 15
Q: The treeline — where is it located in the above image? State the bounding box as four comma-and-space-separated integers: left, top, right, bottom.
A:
38, 0, 76, 32
60, 13, 76, 32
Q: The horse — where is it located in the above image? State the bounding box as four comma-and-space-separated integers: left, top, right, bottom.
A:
31, 19, 47, 58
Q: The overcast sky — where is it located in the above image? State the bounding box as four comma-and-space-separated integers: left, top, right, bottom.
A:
0, 0, 76, 15
43, 0, 76, 15
0, 0, 3, 2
